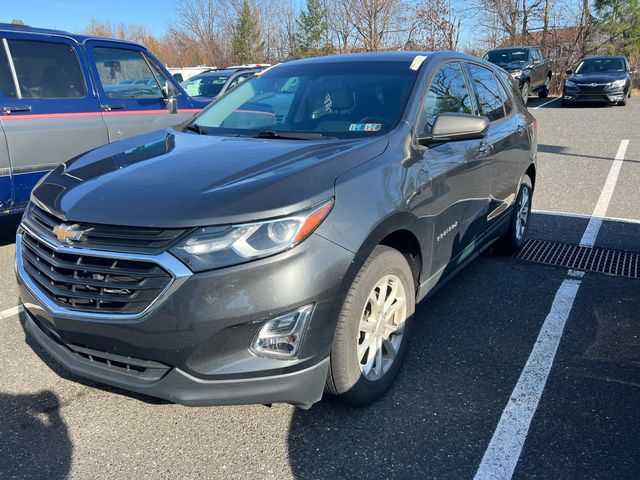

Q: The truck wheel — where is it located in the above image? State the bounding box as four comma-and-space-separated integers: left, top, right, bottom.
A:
326, 245, 415, 406
539, 76, 550, 98
521, 81, 530, 104
497, 175, 532, 254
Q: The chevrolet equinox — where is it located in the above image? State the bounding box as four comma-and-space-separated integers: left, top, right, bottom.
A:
16, 52, 537, 409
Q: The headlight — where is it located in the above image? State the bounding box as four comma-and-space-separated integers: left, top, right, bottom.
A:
510, 69, 523, 78
171, 199, 334, 271
565, 80, 576, 88
610, 79, 626, 88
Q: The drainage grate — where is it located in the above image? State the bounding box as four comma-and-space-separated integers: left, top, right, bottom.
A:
517, 239, 640, 279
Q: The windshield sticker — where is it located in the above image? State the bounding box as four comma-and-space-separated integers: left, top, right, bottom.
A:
410, 55, 427, 71
349, 123, 382, 132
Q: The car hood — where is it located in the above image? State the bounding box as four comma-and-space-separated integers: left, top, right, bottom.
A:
569, 72, 626, 84
32, 129, 388, 228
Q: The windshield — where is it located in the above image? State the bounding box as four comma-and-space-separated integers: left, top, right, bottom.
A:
190, 61, 419, 139
181, 75, 229, 98
575, 58, 625, 74
484, 49, 529, 64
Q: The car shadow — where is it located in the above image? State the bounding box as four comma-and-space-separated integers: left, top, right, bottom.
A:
538, 144, 639, 164
0, 214, 21, 246
0, 390, 72, 479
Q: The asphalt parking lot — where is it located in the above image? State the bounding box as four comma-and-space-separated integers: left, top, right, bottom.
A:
1, 96, 639, 480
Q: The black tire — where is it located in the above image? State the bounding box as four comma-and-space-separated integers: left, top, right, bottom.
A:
521, 81, 530, 104
539, 77, 550, 98
325, 245, 416, 406
497, 175, 533, 254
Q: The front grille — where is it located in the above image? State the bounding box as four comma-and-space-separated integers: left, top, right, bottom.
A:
21, 231, 173, 314
516, 239, 639, 279
24, 203, 189, 254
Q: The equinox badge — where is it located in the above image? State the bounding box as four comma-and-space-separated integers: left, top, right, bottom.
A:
52, 224, 92, 244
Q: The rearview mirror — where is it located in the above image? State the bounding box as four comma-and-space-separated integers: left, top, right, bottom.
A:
565, 69, 573, 75
418, 113, 489, 146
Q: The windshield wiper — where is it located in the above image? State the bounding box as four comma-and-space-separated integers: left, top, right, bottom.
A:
252, 130, 334, 140
185, 124, 207, 135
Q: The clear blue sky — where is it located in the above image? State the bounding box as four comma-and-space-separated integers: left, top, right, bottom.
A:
1, 0, 177, 36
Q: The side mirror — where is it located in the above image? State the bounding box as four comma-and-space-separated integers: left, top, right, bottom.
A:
565, 69, 573, 75
161, 81, 178, 114
418, 113, 489, 146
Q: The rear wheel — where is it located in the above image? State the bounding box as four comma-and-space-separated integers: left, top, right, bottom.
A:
521, 81, 530, 104
539, 76, 550, 98
497, 175, 532, 254
326, 246, 415, 406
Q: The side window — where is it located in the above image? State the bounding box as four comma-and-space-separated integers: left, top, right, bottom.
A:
93, 47, 162, 99
0, 45, 17, 98
420, 61, 473, 134
144, 54, 179, 96
468, 64, 505, 122
227, 72, 253, 91
6, 40, 86, 99
496, 77, 514, 114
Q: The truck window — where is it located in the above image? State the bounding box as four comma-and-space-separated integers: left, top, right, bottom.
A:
420, 61, 473, 135
92, 47, 162, 99
0, 46, 17, 98
468, 64, 505, 122
6, 39, 86, 99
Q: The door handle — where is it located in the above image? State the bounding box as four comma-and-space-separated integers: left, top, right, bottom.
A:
101, 104, 125, 112
516, 124, 526, 135
1, 106, 32, 115
478, 141, 492, 156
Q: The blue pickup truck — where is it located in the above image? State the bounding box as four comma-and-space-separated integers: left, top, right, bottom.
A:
0, 23, 209, 215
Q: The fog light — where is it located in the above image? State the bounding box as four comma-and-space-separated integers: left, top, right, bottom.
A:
252, 305, 314, 358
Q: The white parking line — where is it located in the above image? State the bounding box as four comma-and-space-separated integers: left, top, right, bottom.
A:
580, 140, 630, 246
474, 139, 630, 480
0, 305, 23, 320
531, 97, 560, 109
474, 278, 581, 480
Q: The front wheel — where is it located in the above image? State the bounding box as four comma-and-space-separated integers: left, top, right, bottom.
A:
326, 246, 415, 406
497, 175, 533, 254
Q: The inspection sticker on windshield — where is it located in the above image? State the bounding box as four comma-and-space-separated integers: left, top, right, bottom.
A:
349, 123, 382, 132
410, 55, 427, 70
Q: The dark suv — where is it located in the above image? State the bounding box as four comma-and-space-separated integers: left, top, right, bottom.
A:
484, 46, 552, 103
16, 52, 537, 409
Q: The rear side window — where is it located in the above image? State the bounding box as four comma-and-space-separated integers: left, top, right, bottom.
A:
420, 61, 474, 135
6, 40, 86, 99
0, 46, 17, 98
93, 47, 162, 99
468, 64, 505, 122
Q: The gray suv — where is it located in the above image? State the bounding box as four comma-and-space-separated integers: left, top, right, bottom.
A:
16, 52, 537, 409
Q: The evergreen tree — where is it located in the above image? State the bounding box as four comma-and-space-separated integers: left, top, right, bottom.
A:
232, 0, 264, 65
295, 0, 333, 57
594, 0, 640, 59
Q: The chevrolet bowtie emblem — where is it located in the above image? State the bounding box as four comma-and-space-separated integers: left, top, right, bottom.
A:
52, 223, 92, 244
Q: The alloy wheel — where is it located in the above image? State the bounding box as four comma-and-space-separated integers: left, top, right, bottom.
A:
516, 187, 530, 240
357, 275, 408, 381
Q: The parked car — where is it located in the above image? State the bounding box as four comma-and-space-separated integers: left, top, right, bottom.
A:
16, 51, 537, 409
167, 66, 216, 83
562, 56, 635, 106
0, 23, 210, 215
180, 67, 265, 101
483, 46, 552, 103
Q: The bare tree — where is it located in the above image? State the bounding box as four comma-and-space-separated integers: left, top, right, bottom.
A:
409, 0, 462, 50
346, 0, 403, 51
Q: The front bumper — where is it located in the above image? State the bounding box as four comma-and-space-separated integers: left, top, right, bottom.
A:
21, 308, 329, 407
16, 230, 354, 407
563, 86, 626, 103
